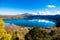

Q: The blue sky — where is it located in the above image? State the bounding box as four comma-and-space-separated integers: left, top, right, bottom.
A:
0, 0, 60, 15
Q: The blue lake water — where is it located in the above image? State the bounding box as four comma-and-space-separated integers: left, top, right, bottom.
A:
3, 19, 56, 28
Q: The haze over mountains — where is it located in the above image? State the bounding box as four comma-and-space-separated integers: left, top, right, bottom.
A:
0, 12, 60, 22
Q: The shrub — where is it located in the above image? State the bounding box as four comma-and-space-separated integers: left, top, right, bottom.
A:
0, 18, 11, 40
11, 31, 19, 40
0, 18, 5, 29
1, 34, 11, 40
49, 30, 56, 37
25, 27, 52, 40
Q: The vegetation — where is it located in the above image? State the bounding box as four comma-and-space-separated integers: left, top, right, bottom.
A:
0, 18, 60, 40
0, 18, 11, 40
0, 18, 5, 29
25, 27, 57, 40
11, 31, 19, 40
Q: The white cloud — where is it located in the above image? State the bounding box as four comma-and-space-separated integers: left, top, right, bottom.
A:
38, 10, 60, 15
32, 13, 37, 15
31, 10, 60, 15
38, 11, 55, 15
0, 7, 60, 16
39, 11, 47, 15
47, 5, 56, 8
56, 11, 60, 15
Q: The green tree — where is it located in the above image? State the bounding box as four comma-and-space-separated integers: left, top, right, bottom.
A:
25, 27, 52, 40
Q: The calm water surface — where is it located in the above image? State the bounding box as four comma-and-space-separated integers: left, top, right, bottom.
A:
4, 19, 56, 28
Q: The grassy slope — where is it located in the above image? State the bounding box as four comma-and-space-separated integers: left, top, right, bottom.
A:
4, 26, 60, 40
4, 26, 30, 40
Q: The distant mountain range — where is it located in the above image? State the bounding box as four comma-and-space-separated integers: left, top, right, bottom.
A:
23, 14, 60, 22
0, 13, 60, 22
0, 13, 60, 27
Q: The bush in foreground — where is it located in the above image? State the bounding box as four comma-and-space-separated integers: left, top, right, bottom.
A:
25, 27, 56, 40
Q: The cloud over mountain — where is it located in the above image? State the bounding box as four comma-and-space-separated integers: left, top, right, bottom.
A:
31, 10, 60, 15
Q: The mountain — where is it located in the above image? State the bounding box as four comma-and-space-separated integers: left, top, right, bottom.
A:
24, 15, 60, 22
0, 13, 60, 22
0, 13, 33, 19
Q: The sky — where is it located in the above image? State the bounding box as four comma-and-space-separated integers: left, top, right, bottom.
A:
0, 0, 60, 15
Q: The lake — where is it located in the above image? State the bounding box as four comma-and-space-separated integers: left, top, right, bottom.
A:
4, 19, 56, 28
